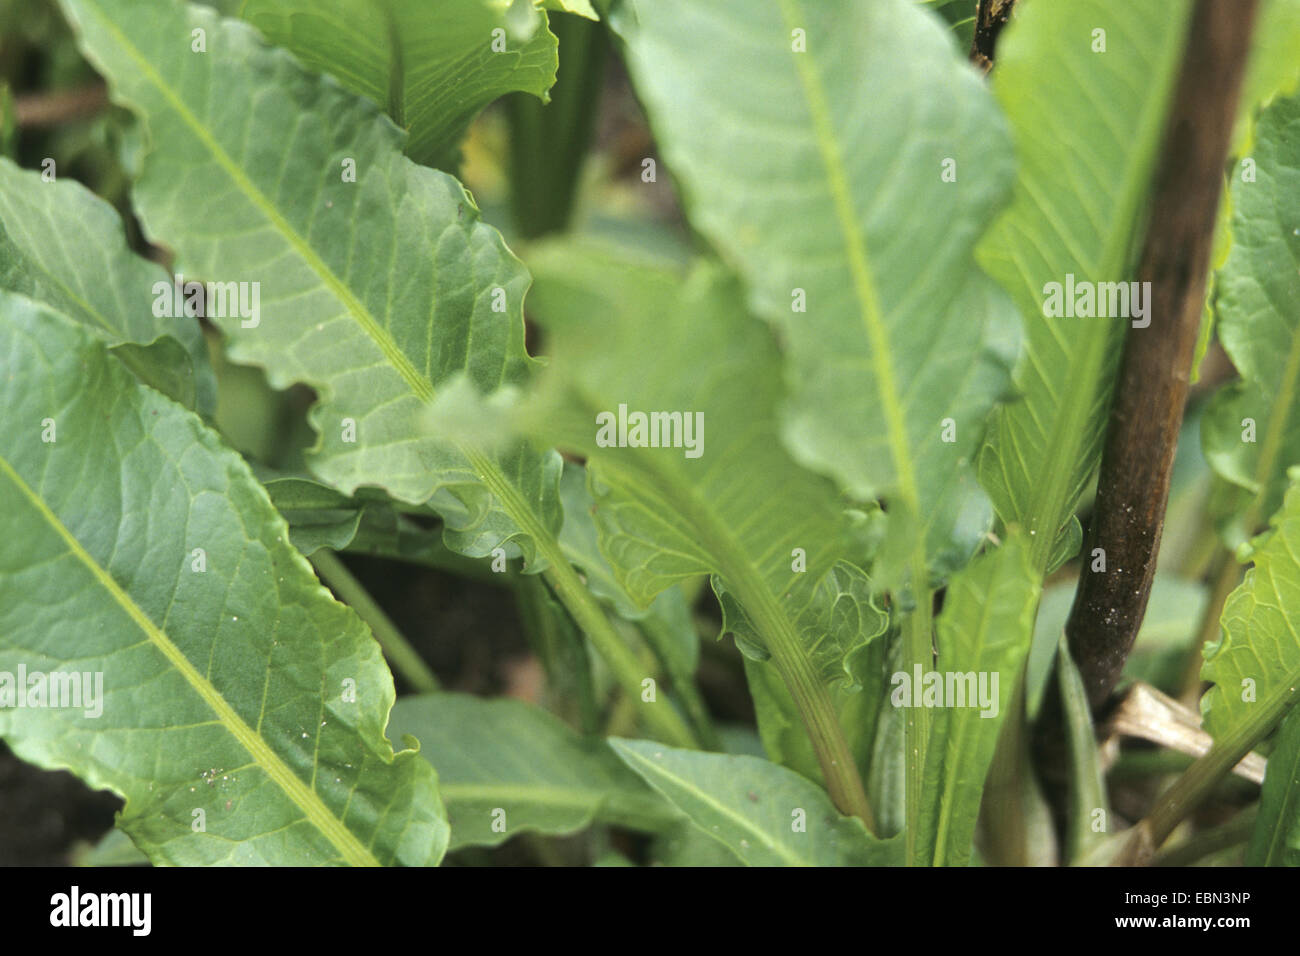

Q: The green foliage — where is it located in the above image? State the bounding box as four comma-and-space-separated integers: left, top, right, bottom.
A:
389, 695, 678, 851
976, 0, 1192, 573
240, 0, 560, 170
610, 739, 901, 866
1, 0, 1297, 869
610, 0, 1019, 577
60, 0, 568, 571
1202, 92, 1300, 541
915, 533, 1039, 866
1202, 474, 1300, 741
0, 293, 446, 865
0, 157, 213, 413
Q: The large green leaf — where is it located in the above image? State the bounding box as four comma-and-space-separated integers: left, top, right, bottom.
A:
610, 0, 1018, 570
522, 243, 871, 672
1202, 474, 1300, 743
0, 293, 446, 866
915, 533, 1039, 866
975, 0, 1193, 572
239, 0, 559, 170
514, 240, 883, 815
0, 157, 214, 414
59, 0, 565, 570
1202, 92, 1300, 535
388, 694, 679, 851
610, 739, 900, 866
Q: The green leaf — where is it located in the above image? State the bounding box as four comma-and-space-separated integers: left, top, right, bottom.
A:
1055, 638, 1110, 864
649, 822, 743, 866
1248, 702, 1300, 865
610, 739, 901, 866
257, 472, 524, 583
1202, 472, 1300, 745
555, 460, 715, 742
239, 0, 559, 169
744, 650, 886, 802
0, 293, 447, 866
512, 573, 600, 733
558, 460, 690, 640
0, 157, 214, 414
610, 0, 1019, 571
518, 240, 878, 814
261, 474, 389, 555
523, 242, 869, 673
388, 694, 679, 851
60, 0, 566, 571
915, 533, 1039, 866
1202, 92, 1300, 534
717, 560, 888, 691
975, 0, 1193, 573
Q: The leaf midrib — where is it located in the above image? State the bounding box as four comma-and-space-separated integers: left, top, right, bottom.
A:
774, 0, 920, 515
80, 0, 433, 405
84, 0, 563, 561
0, 453, 380, 867
773, 0, 930, 843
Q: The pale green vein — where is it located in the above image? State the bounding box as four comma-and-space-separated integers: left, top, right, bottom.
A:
0, 452, 380, 867
775, 0, 919, 513
80, 0, 432, 404
582, 433, 872, 824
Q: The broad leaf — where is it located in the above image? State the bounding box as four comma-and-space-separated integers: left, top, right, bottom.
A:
388, 694, 679, 851
1202, 473, 1300, 744
1202, 92, 1300, 535
0, 157, 214, 414
1055, 639, 1110, 864
240, 0, 559, 169
0, 294, 447, 866
610, 0, 1019, 572
516, 241, 882, 812
976, 0, 1193, 572
60, 0, 565, 571
521, 243, 871, 672
610, 739, 901, 866
915, 533, 1039, 866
